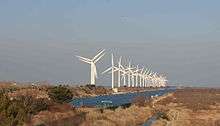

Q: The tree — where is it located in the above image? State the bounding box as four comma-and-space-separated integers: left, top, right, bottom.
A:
48, 85, 73, 104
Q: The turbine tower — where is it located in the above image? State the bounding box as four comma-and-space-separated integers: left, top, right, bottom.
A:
102, 53, 117, 89
134, 65, 140, 87
76, 49, 105, 86
139, 68, 144, 87
118, 62, 127, 87
118, 57, 122, 87
127, 62, 133, 87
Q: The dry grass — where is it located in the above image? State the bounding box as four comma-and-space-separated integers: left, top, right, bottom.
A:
25, 105, 152, 126
70, 85, 113, 98
153, 88, 220, 126
158, 88, 220, 111
25, 104, 84, 126
79, 105, 152, 126
8, 88, 49, 100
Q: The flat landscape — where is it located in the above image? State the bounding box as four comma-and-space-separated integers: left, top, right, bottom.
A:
153, 88, 220, 126
1, 82, 220, 126
1, 1, 220, 126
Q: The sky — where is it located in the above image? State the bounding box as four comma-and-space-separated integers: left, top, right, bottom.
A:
0, 0, 220, 87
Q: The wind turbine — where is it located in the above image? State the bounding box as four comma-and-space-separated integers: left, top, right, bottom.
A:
158, 75, 167, 87
145, 69, 151, 87
118, 63, 128, 87
152, 72, 158, 87
76, 49, 105, 86
139, 68, 144, 87
148, 70, 154, 87
111, 56, 127, 88
143, 68, 149, 87
126, 62, 133, 87
118, 57, 122, 87
131, 69, 135, 87
102, 53, 117, 89
134, 65, 141, 87
121, 70, 127, 87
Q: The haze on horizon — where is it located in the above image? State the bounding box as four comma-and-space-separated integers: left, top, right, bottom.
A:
0, 0, 220, 87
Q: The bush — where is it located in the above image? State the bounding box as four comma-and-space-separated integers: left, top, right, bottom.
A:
16, 95, 50, 115
0, 93, 50, 126
132, 96, 152, 107
48, 85, 73, 104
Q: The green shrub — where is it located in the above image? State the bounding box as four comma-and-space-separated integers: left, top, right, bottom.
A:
48, 85, 73, 104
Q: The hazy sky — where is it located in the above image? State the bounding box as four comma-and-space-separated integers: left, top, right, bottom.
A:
0, 1, 220, 87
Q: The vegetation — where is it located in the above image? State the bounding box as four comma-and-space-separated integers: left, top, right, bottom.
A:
1, 82, 220, 126
0, 93, 50, 126
152, 88, 220, 126
132, 96, 153, 107
48, 85, 73, 104
76, 105, 152, 126
158, 88, 220, 111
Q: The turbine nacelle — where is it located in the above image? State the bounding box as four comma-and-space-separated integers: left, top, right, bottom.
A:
76, 49, 105, 85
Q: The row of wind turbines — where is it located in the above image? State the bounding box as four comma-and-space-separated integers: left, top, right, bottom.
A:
76, 49, 167, 89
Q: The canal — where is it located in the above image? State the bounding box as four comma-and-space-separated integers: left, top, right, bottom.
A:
70, 87, 176, 107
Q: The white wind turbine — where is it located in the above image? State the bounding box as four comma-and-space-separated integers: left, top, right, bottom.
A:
134, 65, 141, 87
143, 68, 150, 87
109, 56, 124, 88
111, 56, 128, 88
117, 57, 122, 87
131, 65, 140, 87
152, 72, 158, 87
118, 62, 128, 87
157, 75, 167, 87
131, 69, 136, 87
121, 69, 128, 87
102, 53, 117, 89
144, 69, 152, 87
148, 70, 154, 87
117, 56, 130, 87
139, 68, 144, 87
76, 49, 105, 86
126, 62, 133, 87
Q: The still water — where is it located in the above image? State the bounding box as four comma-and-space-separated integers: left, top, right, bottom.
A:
70, 87, 176, 107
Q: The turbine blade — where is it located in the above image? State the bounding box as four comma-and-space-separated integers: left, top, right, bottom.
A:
102, 67, 112, 74
144, 68, 148, 74
120, 65, 125, 69
119, 56, 122, 65
76, 55, 92, 62
140, 68, 144, 73
146, 70, 150, 75
111, 53, 114, 66
108, 70, 118, 74
94, 53, 105, 63
92, 49, 105, 61
79, 59, 91, 64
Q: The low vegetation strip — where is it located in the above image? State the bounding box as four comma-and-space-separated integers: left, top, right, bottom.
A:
151, 88, 220, 126
157, 88, 220, 111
